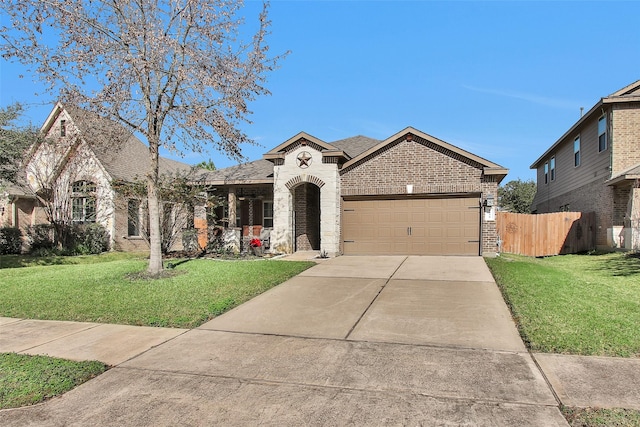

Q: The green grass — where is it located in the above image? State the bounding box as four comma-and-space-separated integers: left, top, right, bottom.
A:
0, 353, 107, 409
0, 251, 140, 269
485, 252, 640, 357
0, 253, 315, 328
562, 406, 640, 427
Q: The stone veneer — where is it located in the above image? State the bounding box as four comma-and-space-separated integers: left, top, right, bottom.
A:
271, 144, 341, 256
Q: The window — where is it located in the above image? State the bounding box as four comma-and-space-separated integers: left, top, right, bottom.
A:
60, 119, 66, 137
235, 200, 242, 228
550, 156, 556, 181
598, 116, 607, 152
71, 180, 96, 223
127, 199, 141, 236
263, 201, 274, 228
574, 136, 581, 167
544, 162, 549, 184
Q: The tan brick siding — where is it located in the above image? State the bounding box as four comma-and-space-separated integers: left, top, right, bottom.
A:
611, 103, 640, 175
340, 138, 483, 196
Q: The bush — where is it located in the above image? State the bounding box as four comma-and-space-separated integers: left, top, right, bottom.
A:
0, 227, 23, 254
71, 223, 110, 255
26, 223, 109, 256
26, 224, 56, 253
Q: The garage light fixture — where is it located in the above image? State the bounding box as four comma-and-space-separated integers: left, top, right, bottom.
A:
484, 194, 494, 207
406, 184, 413, 194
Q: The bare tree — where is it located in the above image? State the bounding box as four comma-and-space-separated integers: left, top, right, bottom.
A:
1, 0, 284, 274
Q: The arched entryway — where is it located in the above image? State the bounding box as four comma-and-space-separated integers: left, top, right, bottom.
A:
293, 182, 321, 251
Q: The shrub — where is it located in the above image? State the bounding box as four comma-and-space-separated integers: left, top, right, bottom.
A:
181, 228, 199, 252
26, 223, 109, 256
26, 224, 56, 253
72, 223, 110, 255
0, 227, 23, 254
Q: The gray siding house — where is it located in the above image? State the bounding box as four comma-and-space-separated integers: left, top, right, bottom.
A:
530, 81, 640, 249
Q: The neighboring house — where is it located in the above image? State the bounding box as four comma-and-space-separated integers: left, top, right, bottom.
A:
530, 80, 640, 250
202, 127, 507, 257
1, 103, 193, 251
0, 180, 47, 235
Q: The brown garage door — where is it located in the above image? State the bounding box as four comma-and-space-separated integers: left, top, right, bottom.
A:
342, 197, 480, 255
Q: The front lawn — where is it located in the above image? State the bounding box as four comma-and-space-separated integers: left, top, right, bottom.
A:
485, 252, 640, 357
0, 353, 107, 409
0, 253, 315, 328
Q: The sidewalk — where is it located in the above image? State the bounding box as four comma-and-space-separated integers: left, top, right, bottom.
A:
0, 317, 187, 366
3, 316, 638, 413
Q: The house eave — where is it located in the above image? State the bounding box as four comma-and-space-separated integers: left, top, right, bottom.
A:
530, 99, 604, 169
201, 179, 274, 186
531, 90, 640, 169
342, 126, 506, 172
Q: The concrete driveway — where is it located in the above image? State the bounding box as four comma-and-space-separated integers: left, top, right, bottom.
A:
0, 256, 567, 426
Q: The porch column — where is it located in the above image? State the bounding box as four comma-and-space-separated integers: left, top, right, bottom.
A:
630, 185, 640, 250
228, 188, 236, 227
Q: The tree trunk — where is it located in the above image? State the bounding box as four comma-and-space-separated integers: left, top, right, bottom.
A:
147, 135, 163, 275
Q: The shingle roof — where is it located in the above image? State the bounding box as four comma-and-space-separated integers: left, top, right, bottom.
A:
607, 163, 640, 185
199, 159, 274, 185
63, 105, 192, 181
1, 178, 34, 197
329, 135, 381, 158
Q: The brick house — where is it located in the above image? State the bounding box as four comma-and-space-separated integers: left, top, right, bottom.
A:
530, 80, 640, 250
1, 103, 193, 251
202, 127, 507, 257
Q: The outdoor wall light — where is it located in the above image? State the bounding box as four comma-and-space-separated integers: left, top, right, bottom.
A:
406, 184, 413, 194
484, 195, 494, 207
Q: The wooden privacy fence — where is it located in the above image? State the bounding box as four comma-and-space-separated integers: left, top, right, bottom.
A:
497, 211, 596, 257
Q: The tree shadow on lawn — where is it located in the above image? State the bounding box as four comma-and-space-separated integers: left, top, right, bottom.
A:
581, 251, 640, 277
0, 255, 69, 269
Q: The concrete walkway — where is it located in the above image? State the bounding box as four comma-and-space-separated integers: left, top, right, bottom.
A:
0, 256, 638, 425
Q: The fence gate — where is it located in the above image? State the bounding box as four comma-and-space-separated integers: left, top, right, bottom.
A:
497, 211, 596, 257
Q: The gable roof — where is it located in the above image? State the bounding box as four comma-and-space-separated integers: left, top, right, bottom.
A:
531, 80, 640, 168
341, 126, 508, 177
198, 159, 274, 185
329, 135, 381, 158
209, 127, 507, 184
39, 103, 192, 182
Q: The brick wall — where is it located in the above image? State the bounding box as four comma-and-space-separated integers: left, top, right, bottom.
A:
612, 104, 640, 175
341, 137, 483, 196
481, 177, 500, 255
293, 184, 320, 251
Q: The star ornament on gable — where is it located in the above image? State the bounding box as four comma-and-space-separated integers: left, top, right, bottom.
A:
297, 151, 313, 169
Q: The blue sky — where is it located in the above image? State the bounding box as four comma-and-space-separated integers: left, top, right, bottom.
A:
2, 0, 640, 182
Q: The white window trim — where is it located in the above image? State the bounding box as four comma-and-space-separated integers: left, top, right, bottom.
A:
263, 200, 274, 228
598, 115, 607, 153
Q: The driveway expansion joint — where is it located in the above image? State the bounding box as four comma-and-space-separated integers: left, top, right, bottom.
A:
343, 256, 409, 340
